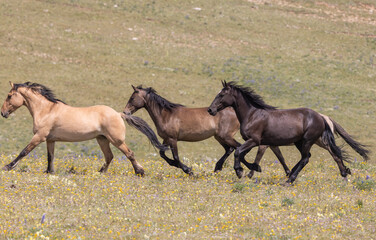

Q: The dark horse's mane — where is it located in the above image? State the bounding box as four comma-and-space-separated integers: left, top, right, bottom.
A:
137, 85, 184, 111
226, 81, 277, 110
14, 82, 66, 104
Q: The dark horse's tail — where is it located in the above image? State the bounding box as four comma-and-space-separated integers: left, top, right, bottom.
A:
331, 119, 370, 161
322, 120, 346, 161
322, 118, 370, 161
121, 113, 169, 152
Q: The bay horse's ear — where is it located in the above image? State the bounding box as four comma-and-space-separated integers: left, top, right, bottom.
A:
9, 81, 14, 88
132, 85, 136, 91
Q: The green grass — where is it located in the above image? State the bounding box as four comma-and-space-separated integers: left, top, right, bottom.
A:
0, 0, 375, 239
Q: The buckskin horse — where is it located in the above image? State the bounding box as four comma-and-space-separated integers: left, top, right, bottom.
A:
1, 82, 167, 175
208, 81, 369, 184
123, 85, 291, 176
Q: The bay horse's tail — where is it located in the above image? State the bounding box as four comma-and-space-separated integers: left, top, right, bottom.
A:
331, 119, 370, 161
321, 117, 370, 161
121, 113, 169, 152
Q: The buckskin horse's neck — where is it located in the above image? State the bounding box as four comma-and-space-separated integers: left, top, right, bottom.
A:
20, 88, 55, 121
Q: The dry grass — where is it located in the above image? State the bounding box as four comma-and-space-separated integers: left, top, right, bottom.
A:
0, 0, 375, 239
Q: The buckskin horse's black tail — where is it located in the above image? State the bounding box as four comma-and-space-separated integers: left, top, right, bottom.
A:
331, 119, 370, 161
121, 113, 169, 152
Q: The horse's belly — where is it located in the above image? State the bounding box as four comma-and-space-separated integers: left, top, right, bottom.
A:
177, 129, 215, 142
48, 128, 100, 142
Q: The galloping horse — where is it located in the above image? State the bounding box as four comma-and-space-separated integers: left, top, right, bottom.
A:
208, 81, 369, 184
1, 82, 167, 175
123, 85, 291, 176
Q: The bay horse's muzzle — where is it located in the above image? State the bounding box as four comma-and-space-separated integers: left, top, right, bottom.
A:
207, 108, 217, 116
1, 111, 9, 118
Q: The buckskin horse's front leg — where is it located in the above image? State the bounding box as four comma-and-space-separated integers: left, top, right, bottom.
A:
3, 135, 45, 171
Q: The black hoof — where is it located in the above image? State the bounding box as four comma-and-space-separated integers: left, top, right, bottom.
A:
251, 163, 262, 172
346, 168, 351, 175
235, 168, 244, 178
2, 165, 11, 171
247, 171, 255, 179
136, 169, 145, 177
281, 181, 294, 187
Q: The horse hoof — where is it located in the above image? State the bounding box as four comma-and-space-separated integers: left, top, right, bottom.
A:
346, 168, 351, 175
247, 171, 255, 179
252, 163, 262, 172
235, 169, 244, 178
136, 169, 145, 177
281, 181, 294, 187
2, 165, 11, 171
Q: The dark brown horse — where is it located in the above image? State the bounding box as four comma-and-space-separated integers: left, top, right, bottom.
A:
208, 81, 370, 184
123, 85, 291, 176
1, 82, 167, 175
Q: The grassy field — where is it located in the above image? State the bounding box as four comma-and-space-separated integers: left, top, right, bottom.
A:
0, 0, 375, 239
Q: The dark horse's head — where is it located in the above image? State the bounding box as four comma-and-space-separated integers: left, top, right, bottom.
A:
207, 81, 237, 116
208, 81, 276, 116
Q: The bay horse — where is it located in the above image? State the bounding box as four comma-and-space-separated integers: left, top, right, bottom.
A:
123, 85, 291, 176
208, 81, 370, 184
1, 82, 167, 175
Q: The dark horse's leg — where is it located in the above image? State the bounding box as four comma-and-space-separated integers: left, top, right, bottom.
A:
3, 135, 44, 171
159, 139, 192, 175
286, 140, 314, 184
316, 140, 351, 178
234, 139, 258, 178
46, 141, 56, 173
246, 146, 290, 179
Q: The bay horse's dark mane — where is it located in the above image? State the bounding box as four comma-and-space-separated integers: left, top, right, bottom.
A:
137, 85, 184, 111
14, 82, 66, 104
227, 81, 277, 110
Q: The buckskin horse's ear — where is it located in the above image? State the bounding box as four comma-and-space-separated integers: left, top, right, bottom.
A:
9, 81, 14, 88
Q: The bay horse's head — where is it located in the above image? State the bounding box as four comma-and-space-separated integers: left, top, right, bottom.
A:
208, 81, 235, 116
123, 85, 147, 115
1, 82, 25, 118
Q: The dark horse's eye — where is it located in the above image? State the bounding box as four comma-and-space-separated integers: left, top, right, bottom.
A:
7, 95, 11, 100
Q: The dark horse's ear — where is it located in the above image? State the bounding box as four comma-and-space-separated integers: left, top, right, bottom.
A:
222, 80, 227, 87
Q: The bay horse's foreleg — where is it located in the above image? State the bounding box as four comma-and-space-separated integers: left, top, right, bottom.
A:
213, 137, 240, 172
46, 141, 55, 174
112, 142, 144, 176
3, 135, 44, 171
214, 145, 235, 172
159, 140, 180, 168
169, 140, 193, 175
96, 136, 114, 173
234, 139, 258, 178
